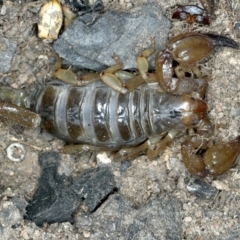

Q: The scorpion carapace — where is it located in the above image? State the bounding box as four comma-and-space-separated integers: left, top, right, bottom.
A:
0, 32, 239, 177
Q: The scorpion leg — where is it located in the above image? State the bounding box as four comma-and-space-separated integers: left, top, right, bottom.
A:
123, 73, 158, 92
100, 54, 156, 93
54, 69, 100, 86
111, 38, 158, 92
54, 56, 101, 86
137, 38, 156, 80
112, 70, 149, 92
100, 55, 128, 94
114, 130, 180, 161
62, 144, 112, 154
53, 54, 146, 92
147, 130, 180, 160
113, 141, 149, 162
121, 38, 163, 92
114, 70, 135, 81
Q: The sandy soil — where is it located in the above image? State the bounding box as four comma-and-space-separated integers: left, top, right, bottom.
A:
0, 0, 239, 239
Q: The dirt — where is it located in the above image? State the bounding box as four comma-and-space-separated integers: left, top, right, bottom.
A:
0, 0, 240, 239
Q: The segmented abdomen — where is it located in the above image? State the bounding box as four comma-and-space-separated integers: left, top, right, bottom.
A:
34, 81, 190, 149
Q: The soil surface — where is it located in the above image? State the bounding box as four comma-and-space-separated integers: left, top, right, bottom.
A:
0, 0, 240, 239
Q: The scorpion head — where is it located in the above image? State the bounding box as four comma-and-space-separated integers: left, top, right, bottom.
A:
179, 95, 207, 128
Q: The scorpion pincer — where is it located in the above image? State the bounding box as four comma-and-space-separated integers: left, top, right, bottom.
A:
0, 32, 239, 177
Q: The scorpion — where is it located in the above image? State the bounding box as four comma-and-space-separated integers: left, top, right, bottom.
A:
0, 32, 240, 177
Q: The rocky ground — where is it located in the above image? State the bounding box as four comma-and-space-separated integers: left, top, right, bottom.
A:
0, 0, 240, 239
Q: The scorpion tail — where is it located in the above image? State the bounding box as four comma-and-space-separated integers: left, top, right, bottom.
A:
206, 33, 239, 49
0, 102, 41, 128
0, 85, 41, 128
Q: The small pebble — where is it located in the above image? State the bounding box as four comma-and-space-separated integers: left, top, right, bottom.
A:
96, 152, 112, 164
83, 230, 91, 238
7, 143, 26, 162
183, 216, 192, 222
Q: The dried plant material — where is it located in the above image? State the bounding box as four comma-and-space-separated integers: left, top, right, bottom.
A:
212, 180, 230, 191
38, 0, 63, 43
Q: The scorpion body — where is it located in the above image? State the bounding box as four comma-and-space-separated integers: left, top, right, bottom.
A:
32, 81, 206, 149
0, 31, 239, 176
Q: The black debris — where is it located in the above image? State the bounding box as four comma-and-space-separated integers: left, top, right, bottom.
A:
187, 179, 218, 201
25, 152, 79, 226
71, 167, 117, 212
25, 152, 116, 226
65, 0, 103, 14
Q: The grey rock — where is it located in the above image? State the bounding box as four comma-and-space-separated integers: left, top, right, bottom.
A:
75, 194, 182, 240
0, 37, 17, 73
234, 22, 240, 38
219, 228, 240, 240
0, 201, 23, 228
120, 160, 131, 172
54, 2, 171, 71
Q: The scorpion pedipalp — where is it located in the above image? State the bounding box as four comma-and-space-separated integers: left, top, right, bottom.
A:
155, 50, 173, 92
182, 136, 240, 176
166, 32, 239, 71
205, 33, 239, 48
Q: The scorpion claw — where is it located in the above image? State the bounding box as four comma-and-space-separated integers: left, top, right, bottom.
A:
182, 136, 240, 176
166, 32, 239, 71
206, 33, 239, 49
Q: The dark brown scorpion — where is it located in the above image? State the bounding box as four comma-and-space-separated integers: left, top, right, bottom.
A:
0, 32, 239, 177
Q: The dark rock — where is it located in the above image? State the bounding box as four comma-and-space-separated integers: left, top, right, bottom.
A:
25, 152, 116, 226
54, 2, 171, 71
25, 152, 79, 226
71, 167, 117, 212
65, 0, 103, 14
187, 179, 218, 201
